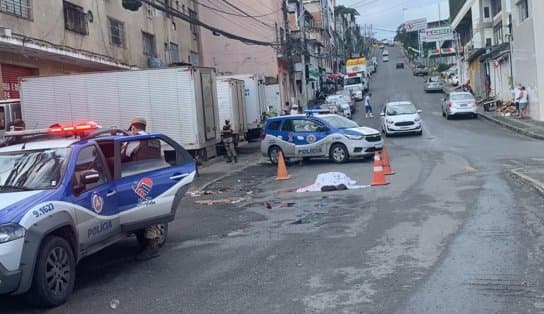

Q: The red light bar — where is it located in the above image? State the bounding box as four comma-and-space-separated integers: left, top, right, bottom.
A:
48, 121, 99, 135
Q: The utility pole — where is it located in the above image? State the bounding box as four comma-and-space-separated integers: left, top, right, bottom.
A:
282, 0, 292, 109
299, 0, 307, 108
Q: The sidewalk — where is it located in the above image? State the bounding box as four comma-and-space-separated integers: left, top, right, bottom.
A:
509, 159, 544, 197
443, 84, 544, 140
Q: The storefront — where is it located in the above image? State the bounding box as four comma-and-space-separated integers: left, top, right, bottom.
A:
1, 64, 36, 99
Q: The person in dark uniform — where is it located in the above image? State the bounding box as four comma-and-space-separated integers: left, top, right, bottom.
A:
221, 119, 237, 163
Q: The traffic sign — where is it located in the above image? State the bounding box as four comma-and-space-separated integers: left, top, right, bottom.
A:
404, 18, 427, 32
422, 26, 453, 42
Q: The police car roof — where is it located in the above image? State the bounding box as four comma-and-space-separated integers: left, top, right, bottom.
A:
0, 138, 77, 152
268, 113, 337, 120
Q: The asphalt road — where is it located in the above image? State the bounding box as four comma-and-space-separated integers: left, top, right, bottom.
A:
3, 47, 544, 314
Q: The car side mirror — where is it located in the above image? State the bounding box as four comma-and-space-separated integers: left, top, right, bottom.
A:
380, 112, 385, 117
416, 109, 422, 113
81, 170, 101, 185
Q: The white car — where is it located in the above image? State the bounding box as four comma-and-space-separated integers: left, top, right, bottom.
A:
383, 56, 389, 62
380, 101, 423, 136
442, 92, 477, 119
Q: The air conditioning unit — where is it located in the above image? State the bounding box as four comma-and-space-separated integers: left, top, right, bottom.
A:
0, 27, 12, 38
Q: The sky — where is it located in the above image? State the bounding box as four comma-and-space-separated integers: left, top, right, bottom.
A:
336, 0, 450, 40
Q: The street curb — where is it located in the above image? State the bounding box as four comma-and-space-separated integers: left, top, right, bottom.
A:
510, 168, 544, 196
478, 113, 544, 140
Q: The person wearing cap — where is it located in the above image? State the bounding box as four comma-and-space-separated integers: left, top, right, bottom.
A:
221, 119, 237, 163
122, 117, 161, 260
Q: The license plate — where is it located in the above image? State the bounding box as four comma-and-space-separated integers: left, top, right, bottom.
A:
459, 104, 467, 107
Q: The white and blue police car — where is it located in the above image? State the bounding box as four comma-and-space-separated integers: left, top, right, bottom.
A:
0, 122, 196, 306
260, 112, 383, 164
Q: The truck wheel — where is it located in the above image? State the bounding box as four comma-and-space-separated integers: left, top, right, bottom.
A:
330, 143, 349, 163
268, 146, 282, 165
29, 236, 76, 307
137, 223, 169, 248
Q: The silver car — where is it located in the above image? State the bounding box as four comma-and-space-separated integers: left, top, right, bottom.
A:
380, 101, 423, 136
424, 76, 443, 93
442, 92, 478, 119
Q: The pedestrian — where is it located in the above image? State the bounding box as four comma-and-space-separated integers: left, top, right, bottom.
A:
364, 93, 373, 118
221, 119, 237, 163
127, 118, 163, 261
517, 86, 529, 119
512, 84, 521, 115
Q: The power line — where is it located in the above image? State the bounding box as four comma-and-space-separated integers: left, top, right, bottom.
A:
196, 1, 280, 18
202, 0, 274, 33
219, 0, 274, 29
139, 0, 275, 47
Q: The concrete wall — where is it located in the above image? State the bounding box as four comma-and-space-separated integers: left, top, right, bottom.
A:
0, 0, 200, 68
511, 0, 542, 120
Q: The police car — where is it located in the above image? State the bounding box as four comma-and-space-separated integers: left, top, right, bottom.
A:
0, 122, 196, 306
260, 112, 383, 164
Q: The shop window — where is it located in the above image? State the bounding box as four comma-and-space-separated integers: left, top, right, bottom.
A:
64, 1, 88, 35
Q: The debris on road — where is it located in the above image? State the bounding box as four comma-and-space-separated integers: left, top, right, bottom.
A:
291, 212, 328, 225
194, 197, 249, 205
297, 172, 369, 192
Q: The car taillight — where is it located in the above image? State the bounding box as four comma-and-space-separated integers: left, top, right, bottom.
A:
447, 102, 452, 108
259, 132, 266, 140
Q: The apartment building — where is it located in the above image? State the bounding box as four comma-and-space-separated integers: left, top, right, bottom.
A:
450, 0, 512, 100
0, 0, 201, 99
510, 0, 543, 121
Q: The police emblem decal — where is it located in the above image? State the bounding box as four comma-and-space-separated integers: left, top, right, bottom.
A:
91, 193, 104, 214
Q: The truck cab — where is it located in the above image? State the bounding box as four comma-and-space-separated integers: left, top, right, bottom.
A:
343, 73, 367, 100
0, 99, 23, 137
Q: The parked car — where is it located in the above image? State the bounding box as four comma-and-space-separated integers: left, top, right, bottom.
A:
396, 62, 404, 69
261, 113, 383, 164
326, 94, 356, 115
441, 92, 478, 119
413, 64, 428, 76
380, 101, 423, 136
383, 56, 390, 62
424, 76, 444, 93
0, 123, 196, 306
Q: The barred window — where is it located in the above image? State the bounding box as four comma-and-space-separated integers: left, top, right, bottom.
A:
166, 42, 180, 64
64, 1, 88, 35
0, 0, 32, 19
108, 17, 125, 47
142, 32, 156, 56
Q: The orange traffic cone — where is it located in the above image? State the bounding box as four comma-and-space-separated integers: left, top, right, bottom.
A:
371, 151, 389, 186
276, 151, 290, 180
380, 146, 395, 175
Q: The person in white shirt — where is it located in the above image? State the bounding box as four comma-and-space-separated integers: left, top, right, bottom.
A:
364, 93, 373, 118
512, 84, 521, 115
517, 86, 529, 119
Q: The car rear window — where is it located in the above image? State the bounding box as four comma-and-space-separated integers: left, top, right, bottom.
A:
451, 93, 475, 101
267, 120, 281, 131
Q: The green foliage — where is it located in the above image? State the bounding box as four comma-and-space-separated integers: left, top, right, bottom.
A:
436, 63, 450, 72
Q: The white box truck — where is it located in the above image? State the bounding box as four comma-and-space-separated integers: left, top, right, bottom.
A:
216, 77, 247, 144
220, 74, 265, 140
19, 67, 220, 160
265, 84, 281, 115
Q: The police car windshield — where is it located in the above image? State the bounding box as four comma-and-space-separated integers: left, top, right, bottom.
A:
320, 115, 358, 129
0, 148, 69, 191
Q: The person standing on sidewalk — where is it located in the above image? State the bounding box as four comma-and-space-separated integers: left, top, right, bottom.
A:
512, 84, 521, 115
221, 119, 237, 163
364, 93, 374, 118
518, 86, 529, 119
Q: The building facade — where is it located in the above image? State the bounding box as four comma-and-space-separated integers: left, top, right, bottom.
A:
450, 0, 512, 101
510, 0, 543, 121
0, 0, 201, 99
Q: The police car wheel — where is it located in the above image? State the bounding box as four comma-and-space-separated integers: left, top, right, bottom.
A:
330, 144, 348, 163
30, 236, 76, 307
268, 146, 282, 164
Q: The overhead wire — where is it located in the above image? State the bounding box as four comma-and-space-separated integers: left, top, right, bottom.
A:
196, 1, 280, 18
218, 0, 275, 29
139, 0, 275, 46
200, 0, 274, 34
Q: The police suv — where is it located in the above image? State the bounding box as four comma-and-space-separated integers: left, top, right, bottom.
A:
261, 112, 383, 164
0, 122, 196, 306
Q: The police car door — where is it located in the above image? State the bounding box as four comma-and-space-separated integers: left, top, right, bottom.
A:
68, 144, 119, 248
115, 135, 196, 228
291, 118, 329, 157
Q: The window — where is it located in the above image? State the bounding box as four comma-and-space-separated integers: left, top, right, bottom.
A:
486, 38, 492, 47
293, 119, 321, 132
493, 23, 503, 45
72, 146, 108, 195
166, 42, 180, 63
0, 107, 5, 130
108, 17, 125, 47
142, 32, 156, 56
267, 121, 281, 131
491, 0, 502, 16
188, 9, 198, 36
120, 138, 178, 177
190, 51, 199, 66
0, 0, 31, 19
518, 0, 529, 21
484, 7, 490, 19
64, 2, 88, 34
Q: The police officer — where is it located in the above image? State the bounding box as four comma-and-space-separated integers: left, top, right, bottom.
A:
126, 118, 162, 261
221, 119, 237, 163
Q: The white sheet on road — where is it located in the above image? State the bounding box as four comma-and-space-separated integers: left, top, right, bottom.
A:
296, 172, 369, 192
